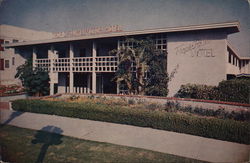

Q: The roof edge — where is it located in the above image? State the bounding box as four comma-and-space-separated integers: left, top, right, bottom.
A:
227, 41, 250, 60
3, 21, 240, 48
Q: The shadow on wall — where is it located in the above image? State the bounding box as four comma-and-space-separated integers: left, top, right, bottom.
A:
31, 126, 63, 163
0, 111, 23, 126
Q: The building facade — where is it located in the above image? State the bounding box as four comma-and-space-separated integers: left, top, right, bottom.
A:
0, 25, 53, 85
2, 22, 250, 96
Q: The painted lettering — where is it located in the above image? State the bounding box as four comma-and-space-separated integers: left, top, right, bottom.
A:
52, 25, 123, 38
175, 40, 214, 57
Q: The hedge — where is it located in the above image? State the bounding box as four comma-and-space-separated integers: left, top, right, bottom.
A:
217, 79, 250, 104
165, 101, 250, 121
12, 99, 250, 144
175, 79, 250, 104
175, 84, 218, 100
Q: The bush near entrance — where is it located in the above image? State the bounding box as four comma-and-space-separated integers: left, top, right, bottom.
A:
175, 79, 250, 104
12, 99, 250, 144
15, 59, 49, 96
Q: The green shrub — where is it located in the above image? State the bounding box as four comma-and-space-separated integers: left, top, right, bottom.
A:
218, 79, 250, 104
175, 79, 250, 104
175, 84, 217, 100
128, 99, 136, 105
12, 99, 250, 144
164, 101, 250, 121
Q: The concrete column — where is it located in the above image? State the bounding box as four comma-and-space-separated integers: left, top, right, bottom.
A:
92, 73, 96, 93
32, 47, 37, 70
50, 82, 54, 95
231, 54, 234, 65
69, 72, 74, 93
92, 41, 97, 93
48, 45, 55, 95
116, 39, 120, 94
69, 43, 74, 93
227, 51, 229, 63
100, 75, 104, 93
49, 45, 55, 70
117, 83, 120, 94
87, 73, 91, 93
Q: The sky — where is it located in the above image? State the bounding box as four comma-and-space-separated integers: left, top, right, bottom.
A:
0, 0, 249, 56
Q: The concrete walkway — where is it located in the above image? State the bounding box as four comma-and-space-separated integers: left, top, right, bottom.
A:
0, 109, 249, 163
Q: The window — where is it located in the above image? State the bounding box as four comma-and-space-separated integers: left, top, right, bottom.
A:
0, 59, 4, 70
13, 39, 19, 43
228, 54, 231, 63
0, 39, 4, 51
155, 35, 167, 51
118, 35, 167, 51
5, 60, 9, 68
4, 40, 9, 44
118, 40, 134, 48
96, 48, 100, 56
79, 48, 86, 57
12, 57, 15, 65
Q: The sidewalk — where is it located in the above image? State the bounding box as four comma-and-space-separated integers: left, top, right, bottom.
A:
0, 109, 249, 163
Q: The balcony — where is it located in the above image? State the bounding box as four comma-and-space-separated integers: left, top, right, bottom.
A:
34, 56, 118, 73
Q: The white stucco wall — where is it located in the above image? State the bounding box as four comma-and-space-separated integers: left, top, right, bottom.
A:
0, 25, 53, 41
0, 49, 29, 85
167, 30, 227, 96
0, 25, 53, 85
240, 60, 250, 74
226, 63, 240, 74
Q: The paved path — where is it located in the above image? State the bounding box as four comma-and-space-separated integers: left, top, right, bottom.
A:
0, 109, 249, 163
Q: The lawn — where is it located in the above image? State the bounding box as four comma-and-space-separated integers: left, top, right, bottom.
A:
0, 125, 209, 163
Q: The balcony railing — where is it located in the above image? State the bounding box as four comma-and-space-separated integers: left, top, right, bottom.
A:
72, 57, 93, 72
35, 59, 51, 71
34, 56, 118, 73
95, 56, 118, 72
53, 58, 70, 72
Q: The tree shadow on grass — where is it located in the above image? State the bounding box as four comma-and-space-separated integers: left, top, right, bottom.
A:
1, 111, 23, 127
31, 126, 63, 163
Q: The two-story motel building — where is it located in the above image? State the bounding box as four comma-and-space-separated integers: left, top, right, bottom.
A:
2, 21, 250, 96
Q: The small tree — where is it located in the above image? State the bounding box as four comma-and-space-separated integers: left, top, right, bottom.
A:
15, 59, 49, 96
111, 37, 169, 96
110, 39, 137, 94
144, 45, 169, 96
110, 38, 148, 95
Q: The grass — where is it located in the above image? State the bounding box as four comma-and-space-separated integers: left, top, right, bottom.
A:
0, 125, 209, 163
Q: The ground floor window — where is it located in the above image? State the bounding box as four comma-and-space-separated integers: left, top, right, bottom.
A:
5, 60, 9, 68
12, 57, 15, 65
0, 59, 4, 70
227, 74, 236, 80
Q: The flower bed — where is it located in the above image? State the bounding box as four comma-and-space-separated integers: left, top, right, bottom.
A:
0, 85, 25, 96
